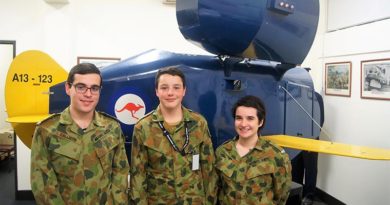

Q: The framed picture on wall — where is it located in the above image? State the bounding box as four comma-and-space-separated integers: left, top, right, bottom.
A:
361, 58, 390, 100
77, 56, 121, 69
325, 61, 352, 97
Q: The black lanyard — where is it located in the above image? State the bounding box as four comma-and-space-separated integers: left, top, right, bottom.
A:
157, 121, 189, 156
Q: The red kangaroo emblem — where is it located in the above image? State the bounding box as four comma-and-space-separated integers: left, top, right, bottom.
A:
116, 103, 144, 120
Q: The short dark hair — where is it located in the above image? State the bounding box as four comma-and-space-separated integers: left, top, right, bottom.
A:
232, 95, 266, 129
67, 63, 102, 86
155, 66, 186, 89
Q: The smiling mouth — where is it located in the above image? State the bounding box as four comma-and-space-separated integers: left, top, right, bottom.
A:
239, 127, 251, 132
81, 100, 94, 104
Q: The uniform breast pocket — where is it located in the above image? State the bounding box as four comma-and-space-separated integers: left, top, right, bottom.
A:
246, 160, 275, 190
95, 135, 119, 175
146, 146, 171, 172
48, 137, 81, 177
215, 154, 235, 177
215, 160, 236, 197
186, 141, 202, 156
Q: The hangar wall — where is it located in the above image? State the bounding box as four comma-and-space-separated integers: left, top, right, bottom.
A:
0, 0, 209, 71
0, 43, 13, 130
302, 1, 390, 204
317, 23, 390, 205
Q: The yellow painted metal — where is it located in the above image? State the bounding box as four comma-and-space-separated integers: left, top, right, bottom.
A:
7, 114, 52, 123
264, 135, 390, 160
10, 122, 37, 148
5, 50, 68, 148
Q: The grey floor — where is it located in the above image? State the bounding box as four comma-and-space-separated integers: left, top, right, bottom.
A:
0, 158, 35, 205
287, 195, 328, 205
311, 197, 328, 205
0, 158, 328, 205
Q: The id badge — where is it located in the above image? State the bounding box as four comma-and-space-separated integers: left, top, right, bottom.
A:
192, 154, 200, 170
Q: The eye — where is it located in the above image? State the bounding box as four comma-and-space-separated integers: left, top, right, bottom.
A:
75, 84, 87, 90
91, 85, 101, 92
247, 116, 256, 121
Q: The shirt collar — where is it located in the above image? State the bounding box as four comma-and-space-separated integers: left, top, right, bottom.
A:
227, 135, 266, 152
151, 105, 194, 123
59, 107, 103, 127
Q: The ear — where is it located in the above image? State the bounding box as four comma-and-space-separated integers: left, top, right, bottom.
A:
259, 119, 264, 127
183, 87, 186, 97
65, 83, 71, 96
155, 88, 159, 98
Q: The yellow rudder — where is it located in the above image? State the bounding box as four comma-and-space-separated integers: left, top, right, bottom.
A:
5, 50, 68, 148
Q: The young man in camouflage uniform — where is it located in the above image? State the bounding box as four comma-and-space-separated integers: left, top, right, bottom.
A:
130, 66, 217, 205
215, 95, 291, 205
30, 63, 130, 205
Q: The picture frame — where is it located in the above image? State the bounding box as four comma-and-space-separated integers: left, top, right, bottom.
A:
77, 56, 121, 69
361, 58, 390, 100
325, 61, 352, 97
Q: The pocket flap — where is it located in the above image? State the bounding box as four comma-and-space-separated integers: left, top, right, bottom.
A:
48, 136, 81, 160
246, 161, 275, 179
94, 135, 119, 158
215, 160, 235, 178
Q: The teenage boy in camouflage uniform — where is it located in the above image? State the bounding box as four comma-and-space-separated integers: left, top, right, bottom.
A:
130, 66, 217, 205
215, 95, 291, 205
30, 63, 130, 205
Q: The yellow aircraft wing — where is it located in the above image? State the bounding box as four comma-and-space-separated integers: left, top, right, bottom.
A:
264, 135, 390, 160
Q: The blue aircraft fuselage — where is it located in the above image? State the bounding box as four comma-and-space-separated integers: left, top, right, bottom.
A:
49, 0, 323, 159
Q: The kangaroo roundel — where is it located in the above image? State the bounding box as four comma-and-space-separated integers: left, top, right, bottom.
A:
114, 94, 146, 125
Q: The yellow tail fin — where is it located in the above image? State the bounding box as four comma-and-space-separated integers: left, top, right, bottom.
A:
5, 50, 68, 148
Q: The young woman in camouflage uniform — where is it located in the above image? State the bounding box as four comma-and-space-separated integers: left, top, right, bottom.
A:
215, 95, 292, 205
130, 66, 217, 205
30, 63, 130, 205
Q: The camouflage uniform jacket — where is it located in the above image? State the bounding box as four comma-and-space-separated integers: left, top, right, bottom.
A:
31, 107, 130, 205
130, 106, 217, 205
215, 136, 291, 205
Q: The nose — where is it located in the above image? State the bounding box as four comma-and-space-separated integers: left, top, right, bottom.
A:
167, 87, 174, 95
83, 88, 93, 96
238, 119, 247, 127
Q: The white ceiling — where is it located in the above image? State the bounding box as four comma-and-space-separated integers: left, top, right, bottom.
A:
43, 0, 69, 4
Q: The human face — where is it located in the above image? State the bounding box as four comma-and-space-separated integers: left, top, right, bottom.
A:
65, 73, 101, 117
234, 106, 263, 140
156, 74, 186, 111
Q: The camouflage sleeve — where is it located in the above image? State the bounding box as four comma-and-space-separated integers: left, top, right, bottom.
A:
200, 120, 218, 205
30, 126, 66, 205
129, 124, 148, 205
273, 152, 292, 205
214, 147, 224, 204
111, 125, 130, 205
